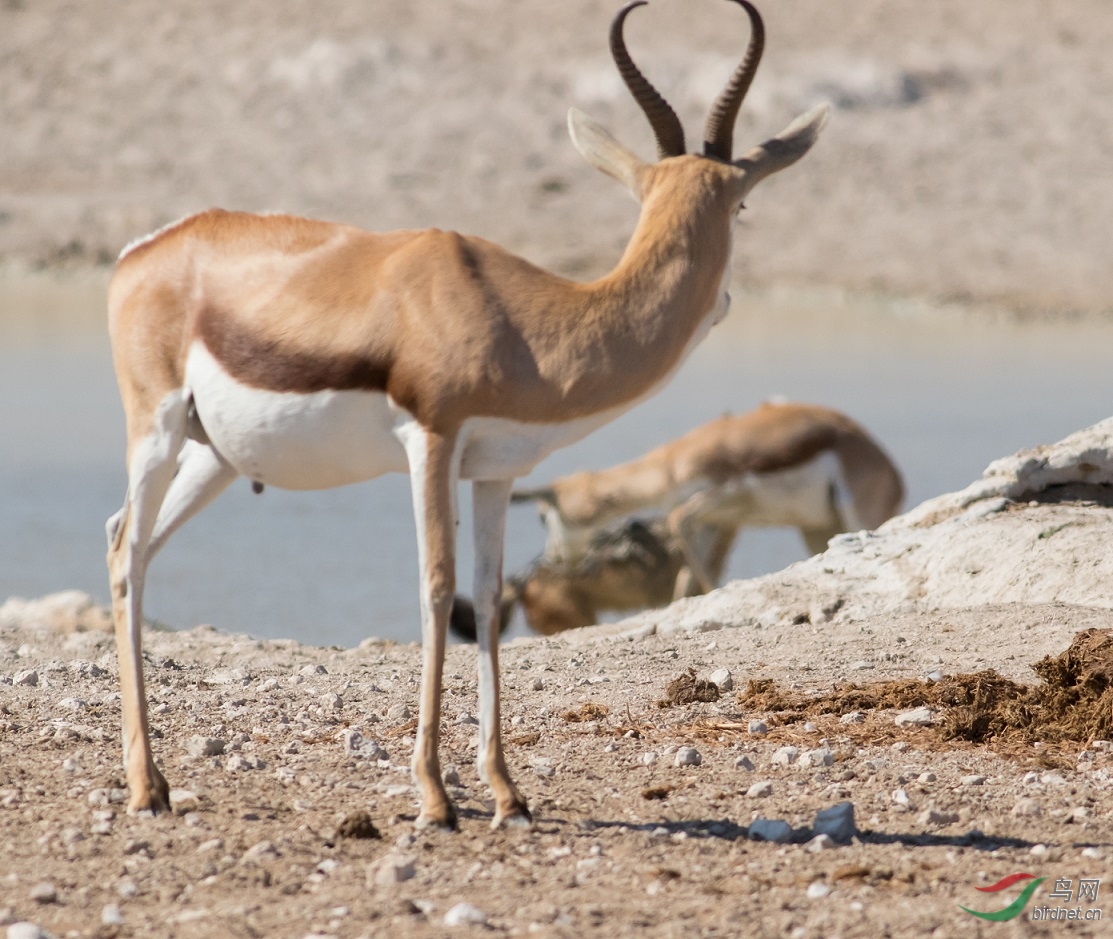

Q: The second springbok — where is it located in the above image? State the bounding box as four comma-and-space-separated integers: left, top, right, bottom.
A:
514, 401, 904, 598
105, 0, 826, 829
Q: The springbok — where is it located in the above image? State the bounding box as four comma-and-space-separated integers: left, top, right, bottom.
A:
514, 401, 904, 597
105, 0, 827, 829
451, 517, 722, 638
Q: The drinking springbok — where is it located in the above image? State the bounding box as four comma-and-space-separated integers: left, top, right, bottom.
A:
514, 401, 904, 597
105, 0, 826, 828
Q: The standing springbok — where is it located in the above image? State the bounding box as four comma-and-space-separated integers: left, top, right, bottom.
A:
105, 0, 827, 829
514, 401, 904, 597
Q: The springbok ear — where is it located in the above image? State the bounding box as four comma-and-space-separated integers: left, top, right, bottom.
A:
568, 108, 647, 197
733, 103, 830, 199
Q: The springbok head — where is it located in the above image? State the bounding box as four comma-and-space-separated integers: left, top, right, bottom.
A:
570, 0, 828, 214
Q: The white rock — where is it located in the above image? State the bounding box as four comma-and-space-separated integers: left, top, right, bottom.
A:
101, 905, 123, 926
806, 881, 832, 899
708, 668, 733, 691
894, 707, 934, 727
8, 924, 56, 939
674, 747, 701, 767
747, 780, 773, 798
206, 667, 251, 685
892, 788, 911, 806
28, 884, 56, 904
734, 755, 756, 771
918, 772, 937, 783
13, 670, 38, 688
86, 788, 126, 806
531, 676, 545, 691
771, 746, 799, 766
805, 833, 837, 852
319, 693, 342, 711
800, 748, 834, 768
918, 809, 959, 826
1081, 847, 1104, 860
640, 751, 659, 766
371, 854, 416, 886
186, 736, 225, 758
748, 817, 794, 843
241, 840, 280, 863
961, 774, 986, 787
747, 720, 768, 735
1012, 798, 1041, 817
839, 711, 865, 724
443, 903, 488, 927
454, 711, 478, 726
1030, 843, 1049, 856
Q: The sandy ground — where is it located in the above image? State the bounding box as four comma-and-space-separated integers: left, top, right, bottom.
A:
2, 427, 1113, 938
2, 0, 1113, 314
3, 1, 1113, 936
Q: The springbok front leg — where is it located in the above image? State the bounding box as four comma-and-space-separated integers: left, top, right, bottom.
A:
472, 478, 531, 828
400, 425, 460, 830
106, 391, 190, 814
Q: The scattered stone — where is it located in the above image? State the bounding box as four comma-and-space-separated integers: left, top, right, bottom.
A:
7, 924, 56, 939
206, 667, 251, 685
259, 678, 279, 692
640, 751, 659, 766
13, 670, 38, 688
800, 748, 834, 768
225, 754, 264, 771
1065, 806, 1089, 823
891, 741, 910, 752
454, 711, 478, 726
371, 854, 416, 886
961, 774, 986, 787
919, 809, 959, 827
531, 676, 545, 691
674, 746, 701, 767
299, 665, 327, 677
58, 697, 86, 711
29, 883, 56, 904
805, 833, 838, 852
319, 693, 342, 711
186, 736, 225, 758
894, 707, 934, 727
850, 661, 874, 671
803, 722, 818, 733
747, 720, 768, 736
169, 789, 200, 812
748, 817, 794, 843
1030, 844, 1049, 857
533, 762, 556, 779
241, 841, 280, 863
734, 755, 756, 771
341, 729, 386, 761
101, 905, 124, 926
1012, 798, 1042, 817
813, 802, 856, 844
747, 781, 773, 798
122, 839, 149, 856
892, 788, 911, 806
86, 788, 126, 806
918, 772, 937, 783
1081, 847, 1104, 860
443, 903, 488, 927
840, 711, 865, 725
708, 668, 733, 692
386, 703, 411, 721
771, 746, 799, 766
337, 810, 381, 840
806, 881, 832, 899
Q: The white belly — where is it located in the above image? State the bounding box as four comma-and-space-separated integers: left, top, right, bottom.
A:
184, 343, 640, 490
185, 343, 409, 489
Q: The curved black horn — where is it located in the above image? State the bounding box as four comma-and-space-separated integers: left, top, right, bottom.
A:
702, 0, 765, 161
610, 0, 686, 159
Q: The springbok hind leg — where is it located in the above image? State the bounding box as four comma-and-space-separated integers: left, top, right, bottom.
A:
401, 426, 460, 831
473, 478, 531, 828
106, 391, 190, 814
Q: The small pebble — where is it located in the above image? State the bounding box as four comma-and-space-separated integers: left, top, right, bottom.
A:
734, 755, 756, 771
961, 774, 986, 787
186, 736, 226, 758
805, 833, 837, 852
813, 801, 856, 844
747, 720, 767, 736
894, 707, 934, 727
891, 788, 911, 806
1030, 844, 1049, 857
746, 780, 773, 798
1012, 798, 1041, 817
532, 677, 545, 691
101, 905, 124, 926
748, 817, 793, 843
640, 751, 659, 766
708, 668, 733, 691
800, 748, 833, 768
7, 925, 53, 939
806, 881, 832, 899
674, 746, 701, 767
29, 883, 56, 904
771, 746, 799, 766
13, 670, 39, 687
454, 711, 478, 726
839, 711, 865, 724
918, 772, 936, 783
443, 903, 488, 928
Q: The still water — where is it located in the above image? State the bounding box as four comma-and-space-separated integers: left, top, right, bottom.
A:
3, 272, 1112, 646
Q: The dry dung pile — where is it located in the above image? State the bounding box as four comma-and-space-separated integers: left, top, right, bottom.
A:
659, 668, 722, 707
732, 629, 1113, 750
